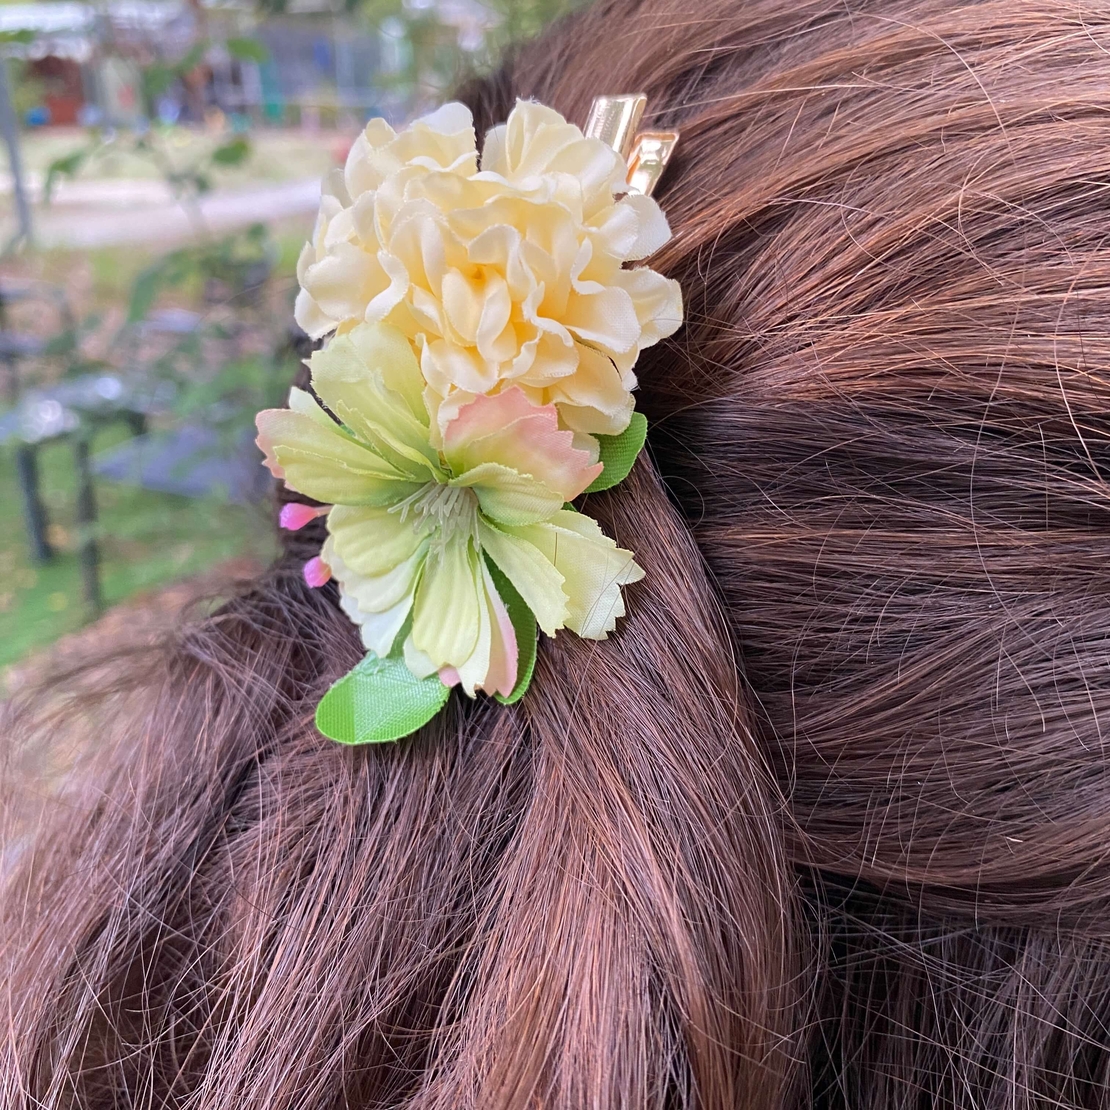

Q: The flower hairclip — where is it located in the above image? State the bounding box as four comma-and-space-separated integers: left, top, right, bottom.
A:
257, 94, 682, 743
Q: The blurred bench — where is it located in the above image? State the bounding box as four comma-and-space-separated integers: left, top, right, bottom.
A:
94, 423, 269, 505
0, 374, 168, 577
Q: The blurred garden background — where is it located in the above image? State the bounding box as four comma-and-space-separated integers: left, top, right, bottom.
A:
0, 0, 577, 685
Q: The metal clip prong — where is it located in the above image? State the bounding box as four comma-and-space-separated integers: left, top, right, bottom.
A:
625, 130, 679, 197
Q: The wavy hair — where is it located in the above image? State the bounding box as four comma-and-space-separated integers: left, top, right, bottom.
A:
8, 0, 1110, 1105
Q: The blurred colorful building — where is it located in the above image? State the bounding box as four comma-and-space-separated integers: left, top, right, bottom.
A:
0, 0, 497, 129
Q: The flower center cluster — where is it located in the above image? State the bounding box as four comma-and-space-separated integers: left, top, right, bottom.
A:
392, 481, 479, 550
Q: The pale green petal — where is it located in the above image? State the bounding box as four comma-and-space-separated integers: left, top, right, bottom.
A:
403, 635, 439, 679
500, 509, 643, 639
346, 318, 428, 420
451, 462, 564, 526
360, 596, 414, 656
477, 518, 567, 636
339, 585, 414, 657
288, 386, 336, 428
327, 503, 431, 579
411, 537, 481, 667
473, 562, 518, 698
256, 409, 420, 506
309, 325, 440, 479
439, 560, 519, 698
329, 535, 423, 658
326, 540, 426, 613
450, 562, 492, 697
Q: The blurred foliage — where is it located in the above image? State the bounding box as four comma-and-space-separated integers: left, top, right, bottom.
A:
42, 35, 267, 213
254, 0, 579, 34
8, 58, 44, 120
225, 35, 271, 64
252, 0, 364, 11
124, 221, 297, 446
480, 0, 583, 52
0, 219, 293, 661
254, 0, 582, 95
142, 41, 207, 104
126, 222, 271, 321
173, 350, 294, 459
364, 0, 583, 92
143, 35, 269, 106
40, 311, 110, 380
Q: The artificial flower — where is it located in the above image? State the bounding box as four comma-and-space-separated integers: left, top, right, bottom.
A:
256, 321, 644, 697
294, 99, 682, 438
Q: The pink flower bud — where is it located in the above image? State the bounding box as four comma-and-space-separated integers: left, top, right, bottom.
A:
303, 556, 332, 589
280, 502, 329, 531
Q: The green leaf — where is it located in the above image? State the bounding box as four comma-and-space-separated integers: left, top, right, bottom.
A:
487, 559, 538, 705
43, 328, 77, 358
142, 61, 176, 99
127, 250, 192, 324
174, 42, 208, 76
127, 288, 160, 324
0, 29, 34, 45
584, 411, 648, 493
43, 149, 88, 205
226, 36, 271, 64
211, 137, 250, 166
315, 652, 451, 744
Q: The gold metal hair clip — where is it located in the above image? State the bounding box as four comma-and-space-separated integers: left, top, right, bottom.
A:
584, 94, 647, 159
585, 94, 679, 197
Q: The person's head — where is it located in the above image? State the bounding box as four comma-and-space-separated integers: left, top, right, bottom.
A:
8, 0, 1110, 1106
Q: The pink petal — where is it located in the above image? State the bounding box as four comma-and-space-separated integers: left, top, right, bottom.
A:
444, 387, 602, 501
303, 556, 332, 588
280, 502, 331, 531
444, 385, 541, 446
439, 666, 462, 688
481, 571, 518, 698
255, 410, 286, 480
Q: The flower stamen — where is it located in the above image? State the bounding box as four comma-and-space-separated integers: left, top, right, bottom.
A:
390, 481, 479, 549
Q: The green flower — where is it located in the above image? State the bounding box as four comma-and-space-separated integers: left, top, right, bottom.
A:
256, 322, 644, 700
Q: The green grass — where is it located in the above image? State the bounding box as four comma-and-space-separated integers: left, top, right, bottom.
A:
0, 422, 276, 667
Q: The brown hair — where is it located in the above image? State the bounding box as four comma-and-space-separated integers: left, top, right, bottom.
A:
7, 0, 1110, 1105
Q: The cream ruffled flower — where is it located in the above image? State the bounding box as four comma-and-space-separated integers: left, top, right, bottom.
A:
294, 99, 682, 438
256, 322, 644, 696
